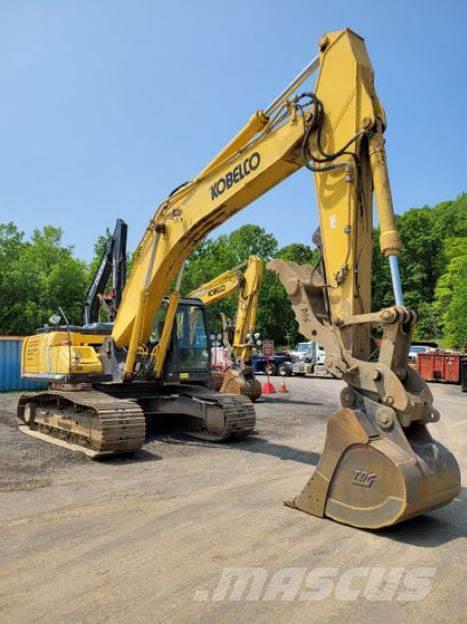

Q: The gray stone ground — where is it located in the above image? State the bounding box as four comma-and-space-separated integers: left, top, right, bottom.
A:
0, 377, 465, 623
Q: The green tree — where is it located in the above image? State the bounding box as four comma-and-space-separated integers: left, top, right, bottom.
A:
0, 225, 87, 334
275, 242, 318, 265
227, 225, 278, 262
431, 194, 467, 240
183, 226, 321, 346
0, 222, 24, 263
433, 237, 467, 349
398, 208, 441, 309
372, 194, 466, 341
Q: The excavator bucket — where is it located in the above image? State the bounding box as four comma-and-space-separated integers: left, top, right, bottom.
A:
268, 259, 460, 529
285, 401, 461, 529
219, 368, 262, 403
211, 370, 226, 391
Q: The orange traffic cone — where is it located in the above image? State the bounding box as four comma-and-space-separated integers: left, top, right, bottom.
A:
262, 381, 276, 394
279, 379, 288, 393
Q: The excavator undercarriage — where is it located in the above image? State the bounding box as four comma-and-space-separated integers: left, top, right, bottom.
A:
18, 383, 255, 457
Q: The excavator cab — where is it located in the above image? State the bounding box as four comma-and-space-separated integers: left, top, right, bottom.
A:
152, 298, 213, 386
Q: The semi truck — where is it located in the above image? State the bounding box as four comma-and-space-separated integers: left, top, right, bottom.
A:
251, 342, 329, 377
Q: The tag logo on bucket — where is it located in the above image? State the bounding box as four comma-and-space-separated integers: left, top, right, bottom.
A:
352, 470, 376, 488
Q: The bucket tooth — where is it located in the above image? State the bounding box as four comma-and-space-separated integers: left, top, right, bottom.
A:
288, 407, 461, 529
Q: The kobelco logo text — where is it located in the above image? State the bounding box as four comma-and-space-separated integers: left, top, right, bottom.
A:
210, 152, 261, 201
208, 285, 226, 297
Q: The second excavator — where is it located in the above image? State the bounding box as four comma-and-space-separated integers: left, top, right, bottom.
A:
18, 28, 460, 529
188, 255, 263, 401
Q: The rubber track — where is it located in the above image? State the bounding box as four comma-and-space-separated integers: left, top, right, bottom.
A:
18, 390, 145, 455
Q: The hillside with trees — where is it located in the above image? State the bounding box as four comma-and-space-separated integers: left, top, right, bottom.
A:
0, 194, 465, 349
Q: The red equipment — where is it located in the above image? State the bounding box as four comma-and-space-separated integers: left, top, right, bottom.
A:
418, 352, 464, 384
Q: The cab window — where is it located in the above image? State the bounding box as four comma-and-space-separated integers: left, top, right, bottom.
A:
175, 305, 209, 369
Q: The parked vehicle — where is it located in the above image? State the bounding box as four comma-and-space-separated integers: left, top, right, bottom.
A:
290, 342, 326, 365
252, 342, 329, 377
251, 352, 290, 377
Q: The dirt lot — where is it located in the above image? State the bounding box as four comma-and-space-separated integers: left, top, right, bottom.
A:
0, 377, 466, 624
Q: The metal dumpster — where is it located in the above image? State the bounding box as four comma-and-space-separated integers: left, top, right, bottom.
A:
417, 352, 464, 384
461, 358, 467, 392
0, 337, 47, 392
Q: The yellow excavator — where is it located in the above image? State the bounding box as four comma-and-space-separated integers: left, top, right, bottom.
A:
188, 255, 263, 401
18, 28, 460, 529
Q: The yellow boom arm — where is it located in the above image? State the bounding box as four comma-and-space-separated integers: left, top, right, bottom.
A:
188, 256, 264, 361
112, 29, 400, 380
188, 262, 249, 305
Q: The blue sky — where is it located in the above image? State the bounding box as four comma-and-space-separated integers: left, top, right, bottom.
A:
1, 1, 466, 260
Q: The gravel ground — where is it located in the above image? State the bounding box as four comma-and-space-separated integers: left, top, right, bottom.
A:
0, 377, 465, 624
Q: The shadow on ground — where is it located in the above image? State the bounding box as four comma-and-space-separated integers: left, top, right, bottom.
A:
257, 398, 325, 407
152, 428, 320, 466
376, 486, 467, 547
97, 448, 162, 464
229, 435, 319, 465
95, 411, 320, 467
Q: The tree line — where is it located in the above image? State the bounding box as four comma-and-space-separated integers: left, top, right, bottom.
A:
0, 194, 465, 349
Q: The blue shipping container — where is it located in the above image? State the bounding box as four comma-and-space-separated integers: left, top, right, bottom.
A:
0, 338, 47, 392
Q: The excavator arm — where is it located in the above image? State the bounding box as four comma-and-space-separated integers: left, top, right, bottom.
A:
188, 255, 264, 362
188, 263, 248, 306
83, 219, 128, 324
188, 256, 264, 401
108, 28, 459, 527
